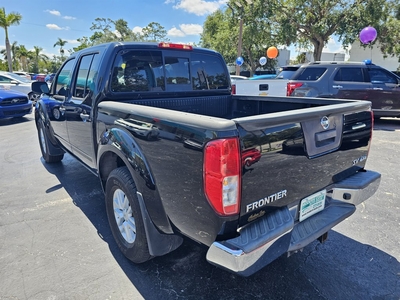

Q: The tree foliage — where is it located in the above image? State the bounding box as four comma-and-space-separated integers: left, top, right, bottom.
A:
201, 2, 279, 74
202, 0, 398, 66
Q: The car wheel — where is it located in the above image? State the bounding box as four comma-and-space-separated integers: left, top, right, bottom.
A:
105, 166, 152, 263
28, 92, 40, 102
37, 118, 64, 163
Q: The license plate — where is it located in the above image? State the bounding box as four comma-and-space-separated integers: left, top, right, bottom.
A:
299, 190, 326, 222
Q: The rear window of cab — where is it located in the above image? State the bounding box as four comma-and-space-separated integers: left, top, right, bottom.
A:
110, 50, 229, 93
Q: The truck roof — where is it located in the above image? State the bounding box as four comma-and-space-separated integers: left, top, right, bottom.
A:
71, 42, 220, 57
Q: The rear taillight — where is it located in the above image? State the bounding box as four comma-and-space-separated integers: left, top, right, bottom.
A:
231, 84, 236, 95
204, 138, 241, 216
286, 82, 303, 96
368, 110, 374, 152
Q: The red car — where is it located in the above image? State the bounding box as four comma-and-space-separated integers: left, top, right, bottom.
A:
35, 74, 47, 82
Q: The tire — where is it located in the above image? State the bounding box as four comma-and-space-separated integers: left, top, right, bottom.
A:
105, 166, 152, 263
37, 118, 64, 163
28, 92, 40, 103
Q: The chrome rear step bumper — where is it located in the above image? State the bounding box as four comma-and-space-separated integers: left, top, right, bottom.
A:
206, 170, 381, 277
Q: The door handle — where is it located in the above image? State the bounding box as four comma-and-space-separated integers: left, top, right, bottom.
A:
80, 113, 91, 122
332, 85, 343, 89
373, 87, 383, 90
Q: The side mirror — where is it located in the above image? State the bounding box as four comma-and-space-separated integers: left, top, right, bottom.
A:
10, 80, 19, 85
32, 81, 49, 94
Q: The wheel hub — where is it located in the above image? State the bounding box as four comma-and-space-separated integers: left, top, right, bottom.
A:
113, 188, 136, 244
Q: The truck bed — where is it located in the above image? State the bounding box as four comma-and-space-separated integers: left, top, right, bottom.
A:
98, 94, 373, 244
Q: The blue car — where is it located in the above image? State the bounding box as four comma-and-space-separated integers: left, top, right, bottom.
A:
45, 73, 55, 83
249, 74, 277, 80
0, 88, 32, 119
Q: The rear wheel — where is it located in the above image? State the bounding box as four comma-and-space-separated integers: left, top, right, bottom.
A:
105, 167, 152, 263
37, 119, 64, 163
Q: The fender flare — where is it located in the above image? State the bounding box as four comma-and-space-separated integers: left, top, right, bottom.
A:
97, 127, 176, 236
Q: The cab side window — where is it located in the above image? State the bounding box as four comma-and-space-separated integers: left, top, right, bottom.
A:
55, 59, 75, 96
73, 53, 101, 105
111, 50, 164, 92
190, 53, 229, 90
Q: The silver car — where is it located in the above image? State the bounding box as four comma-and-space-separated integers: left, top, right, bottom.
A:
0, 71, 40, 102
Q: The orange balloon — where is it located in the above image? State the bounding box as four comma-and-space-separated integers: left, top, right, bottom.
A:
266, 46, 278, 59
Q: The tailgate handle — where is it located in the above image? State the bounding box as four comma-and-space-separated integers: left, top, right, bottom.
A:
352, 123, 366, 130
315, 129, 337, 142
259, 84, 269, 91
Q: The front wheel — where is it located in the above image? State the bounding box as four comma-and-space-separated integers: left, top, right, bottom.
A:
105, 167, 152, 263
37, 118, 64, 163
28, 92, 40, 103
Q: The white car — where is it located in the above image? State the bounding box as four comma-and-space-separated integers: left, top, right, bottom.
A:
13, 71, 31, 80
230, 75, 248, 82
0, 71, 39, 101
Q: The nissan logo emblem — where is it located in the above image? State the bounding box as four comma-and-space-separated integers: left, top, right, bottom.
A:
321, 116, 329, 130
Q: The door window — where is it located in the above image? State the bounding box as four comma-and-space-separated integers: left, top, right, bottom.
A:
55, 59, 75, 96
334, 68, 364, 82
368, 68, 398, 84
73, 53, 101, 105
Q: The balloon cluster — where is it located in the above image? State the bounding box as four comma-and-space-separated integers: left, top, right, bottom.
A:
235, 46, 279, 67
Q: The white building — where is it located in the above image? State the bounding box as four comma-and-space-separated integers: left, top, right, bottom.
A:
348, 42, 399, 72
304, 52, 346, 62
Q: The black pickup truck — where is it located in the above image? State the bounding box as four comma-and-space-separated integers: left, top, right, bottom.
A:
32, 42, 381, 276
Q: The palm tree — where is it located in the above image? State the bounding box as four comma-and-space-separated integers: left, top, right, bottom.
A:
0, 7, 22, 72
0, 41, 20, 70
15, 44, 29, 71
53, 37, 67, 58
31, 46, 48, 73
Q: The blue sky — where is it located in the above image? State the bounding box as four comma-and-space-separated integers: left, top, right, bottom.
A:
1, 0, 346, 60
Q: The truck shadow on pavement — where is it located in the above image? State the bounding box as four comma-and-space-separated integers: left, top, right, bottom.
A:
374, 118, 400, 131
42, 154, 400, 300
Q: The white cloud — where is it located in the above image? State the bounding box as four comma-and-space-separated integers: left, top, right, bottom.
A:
168, 23, 203, 37
67, 39, 79, 44
169, 0, 227, 16
168, 27, 186, 37
45, 9, 76, 20
46, 24, 70, 31
132, 26, 143, 34
45, 9, 61, 16
180, 24, 203, 35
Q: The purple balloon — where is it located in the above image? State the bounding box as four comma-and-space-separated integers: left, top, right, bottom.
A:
359, 26, 377, 44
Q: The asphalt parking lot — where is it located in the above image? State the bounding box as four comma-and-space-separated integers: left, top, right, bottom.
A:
0, 112, 399, 300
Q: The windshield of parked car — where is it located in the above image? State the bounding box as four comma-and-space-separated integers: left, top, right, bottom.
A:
3, 72, 32, 83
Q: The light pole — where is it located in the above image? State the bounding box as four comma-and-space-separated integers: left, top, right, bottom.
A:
236, 16, 244, 75
228, 0, 252, 76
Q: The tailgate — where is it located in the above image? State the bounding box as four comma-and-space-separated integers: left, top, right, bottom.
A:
235, 80, 288, 96
233, 100, 373, 226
